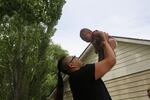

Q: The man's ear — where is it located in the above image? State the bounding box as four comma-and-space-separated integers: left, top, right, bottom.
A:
68, 63, 75, 69
68, 63, 73, 67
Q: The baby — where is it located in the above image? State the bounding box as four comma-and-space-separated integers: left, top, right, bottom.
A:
80, 28, 117, 54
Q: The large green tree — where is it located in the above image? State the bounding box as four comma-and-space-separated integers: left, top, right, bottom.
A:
0, 0, 66, 100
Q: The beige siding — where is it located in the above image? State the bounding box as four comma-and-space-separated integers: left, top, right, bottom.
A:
64, 81, 73, 100
103, 42, 150, 81
105, 69, 150, 100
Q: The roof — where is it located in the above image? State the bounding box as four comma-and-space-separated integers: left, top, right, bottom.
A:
114, 36, 150, 45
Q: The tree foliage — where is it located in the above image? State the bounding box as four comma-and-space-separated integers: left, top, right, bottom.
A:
0, 0, 66, 100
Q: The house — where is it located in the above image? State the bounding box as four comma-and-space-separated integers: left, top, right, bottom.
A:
48, 36, 150, 100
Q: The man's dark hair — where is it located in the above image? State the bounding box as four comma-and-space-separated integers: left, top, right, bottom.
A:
54, 56, 66, 100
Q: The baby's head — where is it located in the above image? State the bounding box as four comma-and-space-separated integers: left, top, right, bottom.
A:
80, 28, 93, 42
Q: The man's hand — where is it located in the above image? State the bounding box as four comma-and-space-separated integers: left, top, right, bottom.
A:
93, 30, 117, 50
109, 37, 117, 50
92, 30, 105, 41
95, 32, 116, 79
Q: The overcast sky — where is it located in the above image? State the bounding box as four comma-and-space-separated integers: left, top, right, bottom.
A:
52, 0, 150, 56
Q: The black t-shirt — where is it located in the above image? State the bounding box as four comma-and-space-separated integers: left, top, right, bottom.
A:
69, 64, 112, 100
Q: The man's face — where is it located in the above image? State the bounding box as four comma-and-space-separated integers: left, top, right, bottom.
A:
66, 56, 83, 70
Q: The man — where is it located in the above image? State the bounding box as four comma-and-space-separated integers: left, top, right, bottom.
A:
55, 32, 116, 100
80, 28, 117, 60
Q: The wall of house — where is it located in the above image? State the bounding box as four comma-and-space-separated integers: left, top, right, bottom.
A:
105, 69, 150, 100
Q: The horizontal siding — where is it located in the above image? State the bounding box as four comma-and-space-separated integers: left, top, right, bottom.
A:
116, 43, 142, 56
113, 53, 150, 71
105, 70, 150, 87
115, 47, 149, 66
105, 70, 150, 100
108, 77, 150, 92
112, 91, 149, 100
116, 45, 148, 60
103, 42, 150, 80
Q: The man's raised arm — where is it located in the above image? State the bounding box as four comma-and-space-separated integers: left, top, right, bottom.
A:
95, 32, 116, 80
